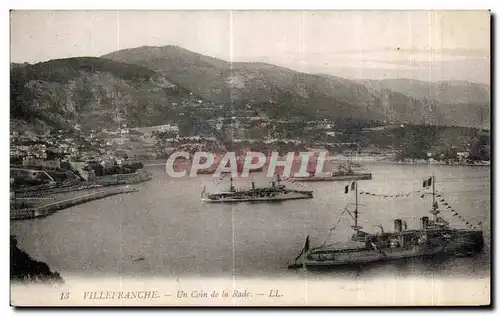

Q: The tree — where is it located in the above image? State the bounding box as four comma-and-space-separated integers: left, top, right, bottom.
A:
397, 125, 437, 160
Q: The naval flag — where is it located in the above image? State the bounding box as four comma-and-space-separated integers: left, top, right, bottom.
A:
345, 181, 356, 194
423, 177, 433, 188
295, 235, 310, 261
304, 235, 310, 252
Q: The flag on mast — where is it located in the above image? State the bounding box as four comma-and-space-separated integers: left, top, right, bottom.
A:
345, 181, 356, 194
295, 235, 310, 261
423, 177, 432, 188
304, 235, 310, 252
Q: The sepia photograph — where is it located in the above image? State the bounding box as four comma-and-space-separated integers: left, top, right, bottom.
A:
9, 9, 491, 306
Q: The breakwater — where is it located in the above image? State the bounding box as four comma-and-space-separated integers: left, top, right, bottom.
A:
14, 183, 104, 198
11, 186, 138, 220
14, 170, 152, 198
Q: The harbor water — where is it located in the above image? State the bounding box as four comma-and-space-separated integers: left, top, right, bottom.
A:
10, 163, 491, 280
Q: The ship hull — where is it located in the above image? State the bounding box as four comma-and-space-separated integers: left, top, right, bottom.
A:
291, 173, 372, 182
288, 246, 445, 269
288, 230, 484, 269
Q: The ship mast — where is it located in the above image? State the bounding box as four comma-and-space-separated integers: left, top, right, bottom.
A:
351, 180, 362, 236
355, 179, 359, 231
430, 175, 439, 222
432, 175, 436, 206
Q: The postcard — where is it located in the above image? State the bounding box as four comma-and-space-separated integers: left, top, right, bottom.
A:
9, 10, 491, 307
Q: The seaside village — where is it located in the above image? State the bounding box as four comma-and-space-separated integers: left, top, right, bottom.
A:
9, 123, 178, 191
10, 113, 490, 192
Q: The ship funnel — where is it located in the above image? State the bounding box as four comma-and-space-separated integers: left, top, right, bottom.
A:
394, 219, 403, 233
251, 182, 255, 189
421, 216, 429, 230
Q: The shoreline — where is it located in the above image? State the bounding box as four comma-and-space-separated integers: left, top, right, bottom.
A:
14, 170, 153, 197
11, 186, 139, 220
367, 159, 491, 167
143, 156, 491, 168
10, 235, 64, 284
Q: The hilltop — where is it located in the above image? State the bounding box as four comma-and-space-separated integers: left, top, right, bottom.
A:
10, 57, 202, 133
10, 45, 491, 138
102, 45, 490, 128
359, 78, 490, 130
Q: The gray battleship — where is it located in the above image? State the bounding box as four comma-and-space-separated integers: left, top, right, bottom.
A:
291, 164, 372, 182
201, 176, 313, 203
288, 176, 484, 269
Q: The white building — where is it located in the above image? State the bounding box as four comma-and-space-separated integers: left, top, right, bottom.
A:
157, 124, 179, 133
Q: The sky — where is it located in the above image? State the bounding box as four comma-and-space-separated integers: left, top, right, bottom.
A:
10, 10, 491, 84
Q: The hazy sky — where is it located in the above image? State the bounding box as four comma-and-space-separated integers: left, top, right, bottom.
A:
10, 10, 491, 83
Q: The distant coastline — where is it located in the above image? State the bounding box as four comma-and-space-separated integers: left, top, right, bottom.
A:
142, 154, 490, 168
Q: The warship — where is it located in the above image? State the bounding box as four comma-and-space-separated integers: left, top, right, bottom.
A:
196, 155, 264, 175
201, 175, 313, 203
288, 176, 484, 269
291, 164, 373, 182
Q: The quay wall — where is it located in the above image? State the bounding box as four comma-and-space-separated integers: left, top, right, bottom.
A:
11, 186, 138, 220
14, 170, 152, 197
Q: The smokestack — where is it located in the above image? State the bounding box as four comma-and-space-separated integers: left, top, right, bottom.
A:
251, 182, 255, 189
394, 219, 403, 233
421, 217, 429, 230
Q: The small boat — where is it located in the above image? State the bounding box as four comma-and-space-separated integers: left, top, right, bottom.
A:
201, 175, 313, 203
291, 164, 372, 182
344, 161, 368, 171
288, 176, 484, 269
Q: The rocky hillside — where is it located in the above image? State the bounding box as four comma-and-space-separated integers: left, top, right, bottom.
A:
11, 46, 491, 134
101, 46, 412, 123
359, 78, 490, 105
359, 78, 490, 129
102, 45, 489, 128
10, 57, 198, 133
10, 235, 64, 284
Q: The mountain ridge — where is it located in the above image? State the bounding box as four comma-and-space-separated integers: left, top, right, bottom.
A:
357, 78, 490, 105
9, 45, 490, 135
10, 57, 200, 132
101, 45, 489, 128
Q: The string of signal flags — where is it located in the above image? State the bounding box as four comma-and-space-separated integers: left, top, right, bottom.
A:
344, 177, 451, 199
435, 191, 481, 230
343, 179, 427, 198
343, 177, 482, 230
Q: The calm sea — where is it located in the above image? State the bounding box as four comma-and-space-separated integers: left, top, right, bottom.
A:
11, 163, 491, 280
